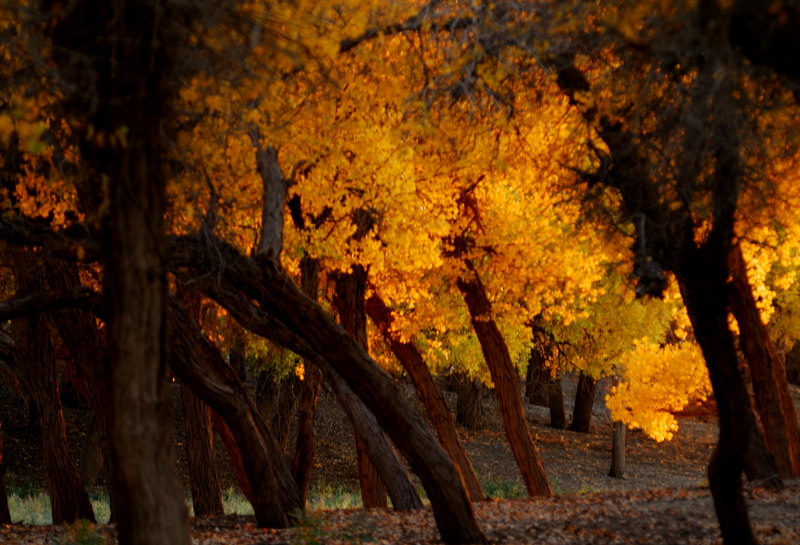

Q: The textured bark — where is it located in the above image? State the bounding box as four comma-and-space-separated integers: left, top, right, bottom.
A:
569, 373, 597, 433
609, 420, 627, 479
679, 256, 756, 545
742, 409, 783, 489
366, 293, 484, 501
78, 416, 104, 487
169, 234, 486, 544
454, 373, 484, 430
180, 385, 224, 517
292, 256, 323, 504
729, 245, 800, 477
46, 2, 193, 543
525, 347, 550, 406
254, 370, 299, 453
211, 413, 254, 504
8, 252, 95, 524
457, 267, 552, 497
325, 367, 423, 510
168, 298, 301, 527
332, 265, 387, 509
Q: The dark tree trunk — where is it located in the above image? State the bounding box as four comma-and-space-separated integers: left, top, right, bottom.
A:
743, 409, 782, 489
169, 234, 486, 544
457, 266, 552, 497
679, 253, 756, 545
332, 265, 387, 508
254, 369, 299, 453
608, 420, 626, 479
292, 256, 323, 504
454, 372, 484, 430
366, 293, 485, 501
8, 252, 95, 524
525, 347, 550, 406
548, 378, 566, 430
728, 245, 800, 477
569, 373, 597, 433
180, 385, 224, 517
79, 415, 104, 488
168, 298, 301, 527
786, 342, 800, 385
324, 367, 423, 510
46, 2, 193, 543
0, 423, 11, 524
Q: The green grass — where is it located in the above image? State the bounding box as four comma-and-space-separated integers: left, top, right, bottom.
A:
7, 479, 532, 525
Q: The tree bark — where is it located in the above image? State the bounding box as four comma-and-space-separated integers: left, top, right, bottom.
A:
525, 347, 550, 406
254, 369, 299, 453
79, 415, 104, 488
168, 297, 301, 527
211, 412, 254, 504
457, 266, 552, 497
46, 1, 194, 542
169, 235, 486, 544
679, 253, 756, 545
332, 266, 387, 508
742, 408, 783, 489
454, 372, 484, 430
728, 245, 800, 477
608, 420, 626, 479
366, 293, 485, 501
180, 385, 224, 517
569, 373, 597, 433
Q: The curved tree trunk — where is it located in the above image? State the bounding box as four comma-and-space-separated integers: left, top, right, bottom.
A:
180, 385, 224, 517
728, 245, 800, 477
366, 293, 485, 501
679, 254, 756, 545
170, 235, 486, 544
457, 265, 552, 497
569, 373, 597, 433
168, 297, 301, 527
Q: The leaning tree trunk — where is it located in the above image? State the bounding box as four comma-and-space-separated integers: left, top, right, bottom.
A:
366, 293, 485, 501
211, 412, 254, 504
728, 245, 800, 477
457, 265, 552, 497
180, 385, 224, 517
569, 373, 597, 433
679, 252, 756, 545
169, 233, 487, 544
168, 297, 301, 527
332, 265, 387, 508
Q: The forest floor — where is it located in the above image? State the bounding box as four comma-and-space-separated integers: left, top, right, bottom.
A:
1, 376, 800, 544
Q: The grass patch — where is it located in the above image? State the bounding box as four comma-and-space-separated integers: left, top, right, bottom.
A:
483, 479, 526, 499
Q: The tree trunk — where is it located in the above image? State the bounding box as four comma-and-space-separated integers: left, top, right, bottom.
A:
332, 265, 387, 508
8, 252, 95, 524
608, 420, 626, 479
785, 342, 800, 385
325, 366, 423, 510
569, 373, 597, 433
211, 412, 254, 504
457, 266, 552, 497
548, 378, 567, 430
454, 372, 484, 430
254, 369, 299, 453
679, 253, 756, 545
743, 408, 782, 489
728, 245, 800, 477
525, 347, 550, 406
79, 415, 105, 488
168, 297, 301, 527
292, 256, 323, 504
170, 233, 486, 544
180, 385, 224, 517
366, 293, 485, 501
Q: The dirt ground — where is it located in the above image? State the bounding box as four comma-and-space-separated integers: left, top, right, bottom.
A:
1, 375, 799, 545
